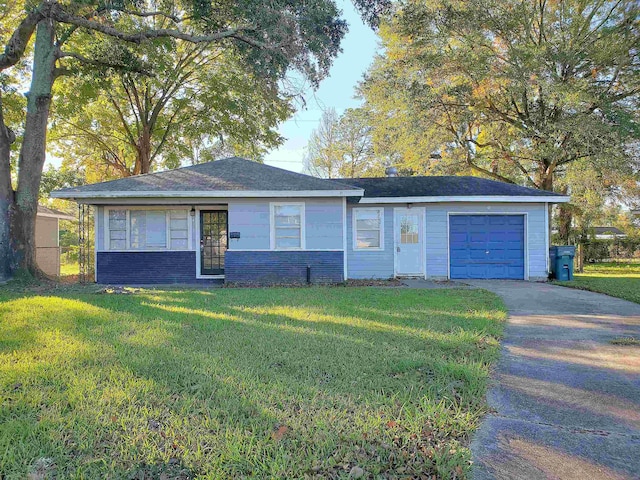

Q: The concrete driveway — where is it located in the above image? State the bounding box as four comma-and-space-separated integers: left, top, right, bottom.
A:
466, 281, 640, 480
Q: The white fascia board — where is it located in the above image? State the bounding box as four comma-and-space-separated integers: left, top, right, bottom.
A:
50, 189, 365, 200
358, 195, 570, 204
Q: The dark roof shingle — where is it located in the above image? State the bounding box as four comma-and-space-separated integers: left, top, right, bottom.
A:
339, 176, 564, 198
37, 205, 76, 220
52, 157, 361, 198
51, 157, 568, 202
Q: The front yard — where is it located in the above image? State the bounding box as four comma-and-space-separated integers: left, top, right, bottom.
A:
554, 262, 640, 304
0, 286, 505, 479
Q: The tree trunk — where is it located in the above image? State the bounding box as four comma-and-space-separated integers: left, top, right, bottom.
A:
12, 19, 57, 276
537, 163, 556, 251
137, 127, 152, 174
556, 204, 572, 245
0, 92, 15, 281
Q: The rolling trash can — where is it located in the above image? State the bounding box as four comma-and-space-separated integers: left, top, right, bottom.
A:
549, 246, 575, 281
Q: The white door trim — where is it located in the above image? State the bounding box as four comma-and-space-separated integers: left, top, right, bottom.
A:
196, 206, 228, 279
393, 207, 425, 277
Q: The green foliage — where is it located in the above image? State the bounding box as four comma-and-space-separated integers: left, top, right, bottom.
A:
361, 0, 640, 189
304, 107, 379, 178
580, 239, 640, 263
0, 286, 505, 478
52, 41, 293, 176
554, 261, 640, 304
38, 164, 84, 200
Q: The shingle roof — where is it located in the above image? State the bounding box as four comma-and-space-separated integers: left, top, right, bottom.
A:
339, 176, 565, 199
51, 157, 362, 199
593, 226, 625, 235
37, 205, 76, 221
51, 157, 568, 203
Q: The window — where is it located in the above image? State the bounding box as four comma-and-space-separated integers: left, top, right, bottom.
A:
400, 216, 419, 244
106, 208, 190, 251
354, 208, 384, 250
108, 210, 126, 250
271, 203, 304, 249
169, 210, 189, 249
131, 210, 166, 249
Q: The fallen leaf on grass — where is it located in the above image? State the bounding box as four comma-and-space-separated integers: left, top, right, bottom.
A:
271, 425, 289, 441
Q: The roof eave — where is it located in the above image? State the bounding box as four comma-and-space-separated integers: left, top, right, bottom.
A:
357, 195, 570, 204
50, 188, 365, 201
37, 211, 76, 221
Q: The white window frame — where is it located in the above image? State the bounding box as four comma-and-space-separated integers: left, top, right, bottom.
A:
353, 207, 385, 251
270, 202, 306, 250
104, 206, 191, 252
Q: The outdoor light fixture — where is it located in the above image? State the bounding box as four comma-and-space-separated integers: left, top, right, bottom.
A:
190, 207, 196, 216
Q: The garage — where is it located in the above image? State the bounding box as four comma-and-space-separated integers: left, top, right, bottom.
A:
449, 214, 525, 279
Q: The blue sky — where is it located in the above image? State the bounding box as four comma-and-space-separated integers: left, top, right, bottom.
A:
263, 1, 379, 173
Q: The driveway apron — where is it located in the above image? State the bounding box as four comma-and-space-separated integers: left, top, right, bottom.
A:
466, 281, 640, 480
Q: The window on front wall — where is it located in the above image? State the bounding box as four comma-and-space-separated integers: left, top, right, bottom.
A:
108, 209, 127, 250
354, 208, 384, 249
130, 210, 167, 249
271, 203, 304, 249
169, 210, 189, 249
107, 208, 189, 251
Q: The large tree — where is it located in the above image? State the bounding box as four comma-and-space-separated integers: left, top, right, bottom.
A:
304, 107, 377, 178
52, 40, 293, 177
0, 0, 388, 279
361, 0, 640, 190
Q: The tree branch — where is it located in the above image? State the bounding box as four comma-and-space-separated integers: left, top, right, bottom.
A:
110, 9, 184, 24
49, 5, 274, 49
0, 9, 43, 70
57, 50, 151, 74
107, 89, 138, 146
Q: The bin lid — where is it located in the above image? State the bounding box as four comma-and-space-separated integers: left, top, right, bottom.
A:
555, 246, 575, 256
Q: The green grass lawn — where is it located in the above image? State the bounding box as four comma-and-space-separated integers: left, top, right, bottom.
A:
59, 262, 79, 276
554, 262, 640, 304
0, 286, 506, 479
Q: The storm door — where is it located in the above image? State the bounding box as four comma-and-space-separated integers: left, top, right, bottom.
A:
200, 210, 227, 275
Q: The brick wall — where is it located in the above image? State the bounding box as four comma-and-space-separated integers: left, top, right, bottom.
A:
225, 251, 343, 284
97, 251, 212, 284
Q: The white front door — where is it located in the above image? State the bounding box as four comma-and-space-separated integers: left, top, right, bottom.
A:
394, 208, 424, 277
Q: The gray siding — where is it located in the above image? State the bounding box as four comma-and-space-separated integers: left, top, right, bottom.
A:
227, 199, 270, 250
304, 198, 343, 250
94, 200, 344, 253
346, 205, 395, 279
346, 202, 548, 280
227, 198, 343, 251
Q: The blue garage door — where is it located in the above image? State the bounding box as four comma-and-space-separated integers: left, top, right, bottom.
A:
449, 215, 525, 279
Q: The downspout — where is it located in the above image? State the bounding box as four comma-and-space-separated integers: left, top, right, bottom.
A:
342, 197, 348, 282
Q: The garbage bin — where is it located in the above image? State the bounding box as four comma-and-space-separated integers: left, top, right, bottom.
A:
550, 246, 575, 281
